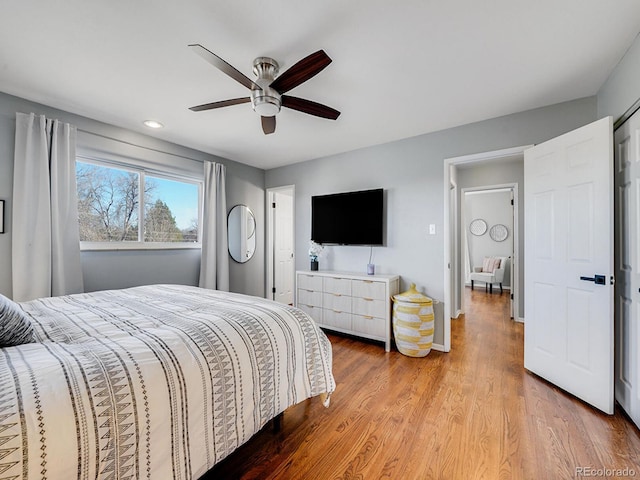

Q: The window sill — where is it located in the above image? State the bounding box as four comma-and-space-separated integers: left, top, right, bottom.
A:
80, 242, 202, 252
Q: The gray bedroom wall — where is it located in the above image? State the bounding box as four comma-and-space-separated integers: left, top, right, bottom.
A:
598, 32, 640, 121
226, 161, 265, 297
265, 97, 597, 347
0, 91, 265, 299
456, 159, 524, 318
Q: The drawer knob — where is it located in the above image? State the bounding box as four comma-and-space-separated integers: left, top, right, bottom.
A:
333, 293, 342, 297
363, 297, 373, 301
364, 315, 374, 320
333, 309, 342, 313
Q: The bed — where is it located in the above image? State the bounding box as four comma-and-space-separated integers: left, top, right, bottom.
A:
0, 284, 336, 479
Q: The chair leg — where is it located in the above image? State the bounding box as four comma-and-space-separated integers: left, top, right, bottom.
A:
500, 283, 503, 294
471, 280, 474, 290
489, 283, 493, 294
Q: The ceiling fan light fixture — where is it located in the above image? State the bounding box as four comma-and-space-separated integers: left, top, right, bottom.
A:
251, 56, 281, 117
252, 95, 281, 117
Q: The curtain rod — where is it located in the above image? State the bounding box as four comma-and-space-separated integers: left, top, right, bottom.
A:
76, 128, 218, 164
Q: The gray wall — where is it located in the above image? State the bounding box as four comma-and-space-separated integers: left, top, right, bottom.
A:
0, 91, 265, 299
598, 32, 640, 121
456, 159, 524, 318
225, 159, 265, 297
265, 97, 597, 346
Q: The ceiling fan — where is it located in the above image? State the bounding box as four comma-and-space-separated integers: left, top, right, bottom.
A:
188, 44, 341, 135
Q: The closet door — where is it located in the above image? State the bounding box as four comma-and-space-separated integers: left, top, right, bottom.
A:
614, 112, 640, 429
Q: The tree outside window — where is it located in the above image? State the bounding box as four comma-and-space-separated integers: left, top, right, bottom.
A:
76, 160, 200, 245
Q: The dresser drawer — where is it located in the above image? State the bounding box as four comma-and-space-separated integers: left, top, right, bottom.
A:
322, 292, 351, 313
298, 303, 322, 323
323, 276, 352, 296
298, 274, 323, 291
322, 309, 352, 330
298, 289, 323, 308
352, 279, 386, 300
352, 313, 387, 338
352, 297, 386, 319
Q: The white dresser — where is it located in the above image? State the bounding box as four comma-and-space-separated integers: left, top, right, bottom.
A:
296, 270, 400, 351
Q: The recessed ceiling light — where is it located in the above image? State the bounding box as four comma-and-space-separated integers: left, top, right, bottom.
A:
143, 120, 164, 129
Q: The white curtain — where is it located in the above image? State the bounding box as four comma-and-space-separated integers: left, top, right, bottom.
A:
199, 162, 229, 291
12, 112, 84, 301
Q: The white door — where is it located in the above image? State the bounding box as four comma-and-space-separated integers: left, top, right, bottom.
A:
614, 113, 640, 428
273, 189, 294, 305
524, 116, 614, 414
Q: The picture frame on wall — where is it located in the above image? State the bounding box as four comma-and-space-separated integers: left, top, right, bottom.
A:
0, 200, 4, 234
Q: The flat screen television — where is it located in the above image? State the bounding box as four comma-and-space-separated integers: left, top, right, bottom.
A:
311, 188, 384, 245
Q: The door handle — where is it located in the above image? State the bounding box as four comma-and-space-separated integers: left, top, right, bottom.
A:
579, 274, 606, 285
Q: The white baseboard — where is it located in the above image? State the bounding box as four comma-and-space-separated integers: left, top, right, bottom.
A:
515, 317, 525, 323
431, 343, 446, 352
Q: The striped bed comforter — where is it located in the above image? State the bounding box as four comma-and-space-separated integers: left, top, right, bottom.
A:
0, 285, 335, 480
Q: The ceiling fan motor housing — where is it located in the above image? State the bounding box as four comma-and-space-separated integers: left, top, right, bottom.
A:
251, 57, 281, 117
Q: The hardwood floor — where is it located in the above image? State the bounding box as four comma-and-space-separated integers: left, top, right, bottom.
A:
205, 288, 640, 479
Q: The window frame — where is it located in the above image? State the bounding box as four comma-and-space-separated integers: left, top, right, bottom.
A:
77, 155, 203, 251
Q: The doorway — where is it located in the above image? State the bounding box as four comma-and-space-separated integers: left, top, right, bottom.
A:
443, 145, 530, 351
461, 186, 516, 318
266, 185, 295, 304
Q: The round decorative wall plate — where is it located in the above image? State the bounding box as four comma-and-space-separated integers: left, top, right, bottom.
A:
469, 219, 487, 236
490, 224, 508, 242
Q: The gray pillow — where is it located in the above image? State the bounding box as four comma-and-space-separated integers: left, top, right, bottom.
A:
0, 293, 34, 347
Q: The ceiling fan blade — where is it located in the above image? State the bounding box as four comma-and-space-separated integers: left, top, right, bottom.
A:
262, 116, 276, 135
269, 50, 332, 94
189, 97, 251, 112
282, 96, 340, 120
189, 44, 261, 91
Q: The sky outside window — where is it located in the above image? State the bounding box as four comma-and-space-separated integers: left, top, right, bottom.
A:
147, 176, 199, 231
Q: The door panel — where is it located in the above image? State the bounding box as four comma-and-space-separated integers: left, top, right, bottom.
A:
614, 113, 640, 428
525, 116, 614, 414
567, 184, 592, 262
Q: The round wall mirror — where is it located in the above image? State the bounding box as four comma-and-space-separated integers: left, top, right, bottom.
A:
228, 204, 256, 263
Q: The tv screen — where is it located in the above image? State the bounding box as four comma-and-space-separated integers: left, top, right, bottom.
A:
311, 188, 384, 245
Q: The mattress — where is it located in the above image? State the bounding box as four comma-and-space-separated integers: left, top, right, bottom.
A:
0, 284, 335, 479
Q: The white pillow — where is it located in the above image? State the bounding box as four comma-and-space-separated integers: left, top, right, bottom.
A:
0, 293, 34, 347
482, 257, 501, 273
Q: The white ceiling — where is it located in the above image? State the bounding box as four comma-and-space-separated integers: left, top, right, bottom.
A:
1, 1, 639, 170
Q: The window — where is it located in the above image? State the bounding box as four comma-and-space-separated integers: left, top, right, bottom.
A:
76, 158, 201, 249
